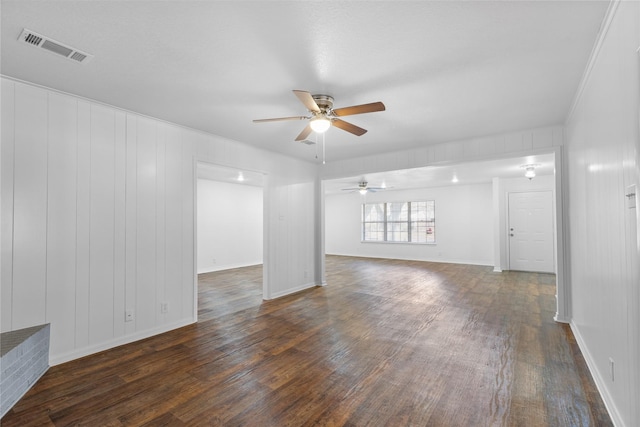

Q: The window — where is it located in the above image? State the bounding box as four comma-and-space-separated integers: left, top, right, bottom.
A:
362, 201, 435, 243
362, 203, 385, 241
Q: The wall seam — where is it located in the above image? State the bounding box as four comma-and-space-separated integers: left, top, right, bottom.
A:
87, 105, 93, 345
112, 112, 117, 339
44, 92, 50, 324
10, 82, 16, 331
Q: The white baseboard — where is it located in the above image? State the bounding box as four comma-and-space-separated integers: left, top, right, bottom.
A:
49, 317, 195, 366
570, 321, 625, 427
197, 261, 262, 274
326, 252, 493, 267
265, 282, 317, 300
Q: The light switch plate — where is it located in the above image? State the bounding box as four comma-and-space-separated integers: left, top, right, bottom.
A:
626, 184, 636, 209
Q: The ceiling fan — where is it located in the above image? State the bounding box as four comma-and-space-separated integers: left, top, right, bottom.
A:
341, 181, 388, 195
253, 90, 385, 141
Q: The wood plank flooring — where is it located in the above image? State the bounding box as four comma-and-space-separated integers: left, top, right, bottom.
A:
2, 256, 612, 426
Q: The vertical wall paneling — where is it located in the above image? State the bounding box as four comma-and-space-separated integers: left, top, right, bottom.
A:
262, 175, 271, 300
2, 77, 319, 364
1, 80, 15, 331
12, 83, 48, 329
156, 124, 167, 323
135, 117, 157, 331
532, 128, 553, 149
315, 178, 326, 286
75, 101, 91, 349
320, 126, 563, 181
564, 1, 639, 425
554, 148, 569, 322
124, 115, 138, 336
113, 111, 127, 337
89, 105, 117, 344
164, 125, 182, 324
492, 177, 502, 272
46, 92, 78, 355
181, 133, 195, 319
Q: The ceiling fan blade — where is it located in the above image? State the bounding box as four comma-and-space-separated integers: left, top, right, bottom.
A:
253, 116, 307, 123
333, 102, 385, 117
332, 119, 367, 136
293, 90, 320, 113
295, 124, 313, 141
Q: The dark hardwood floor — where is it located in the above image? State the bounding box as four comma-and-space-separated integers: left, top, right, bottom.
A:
2, 256, 612, 426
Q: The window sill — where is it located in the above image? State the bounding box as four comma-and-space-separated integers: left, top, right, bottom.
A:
361, 241, 437, 246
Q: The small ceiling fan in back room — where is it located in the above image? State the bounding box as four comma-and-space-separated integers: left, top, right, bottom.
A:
341, 181, 389, 195
253, 90, 385, 142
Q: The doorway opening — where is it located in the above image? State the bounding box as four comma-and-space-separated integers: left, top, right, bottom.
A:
321, 149, 566, 319
195, 162, 266, 321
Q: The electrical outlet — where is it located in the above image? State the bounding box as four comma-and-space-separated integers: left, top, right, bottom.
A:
609, 357, 615, 382
160, 302, 169, 314
125, 309, 134, 322
212, 258, 216, 264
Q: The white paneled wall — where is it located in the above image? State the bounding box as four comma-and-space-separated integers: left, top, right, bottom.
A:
320, 126, 563, 180
326, 184, 494, 266
564, 1, 640, 426
1, 78, 319, 364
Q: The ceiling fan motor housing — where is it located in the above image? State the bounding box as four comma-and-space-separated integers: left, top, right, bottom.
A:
312, 94, 334, 113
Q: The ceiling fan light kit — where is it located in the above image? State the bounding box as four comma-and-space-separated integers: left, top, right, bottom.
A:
310, 116, 331, 133
253, 90, 385, 145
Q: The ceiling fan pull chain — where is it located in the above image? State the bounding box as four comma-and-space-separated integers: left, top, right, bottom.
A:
315, 133, 319, 161
322, 133, 326, 165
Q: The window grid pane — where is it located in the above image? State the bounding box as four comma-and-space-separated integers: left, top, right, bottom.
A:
362, 201, 435, 244
363, 203, 386, 241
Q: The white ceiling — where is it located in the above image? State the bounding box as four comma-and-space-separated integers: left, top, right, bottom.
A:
1, 1, 608, 165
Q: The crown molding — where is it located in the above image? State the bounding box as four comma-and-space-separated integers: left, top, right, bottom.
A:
565, 0, 620, 124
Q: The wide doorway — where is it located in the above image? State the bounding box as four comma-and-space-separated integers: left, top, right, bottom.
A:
196, 162, 265, 319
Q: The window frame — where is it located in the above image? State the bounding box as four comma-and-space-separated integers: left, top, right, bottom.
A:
361, 200, 435, 244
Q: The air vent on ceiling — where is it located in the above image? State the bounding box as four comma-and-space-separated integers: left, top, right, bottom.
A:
18, 29, 93, 64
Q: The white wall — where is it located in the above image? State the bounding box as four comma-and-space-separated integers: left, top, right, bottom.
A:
564, 1, 640, 426
1, 78, 319, 365
326, 183, 493, 266
197, 179, 263, 273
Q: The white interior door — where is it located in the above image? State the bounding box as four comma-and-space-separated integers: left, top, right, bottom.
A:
508, 191, 554, 273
